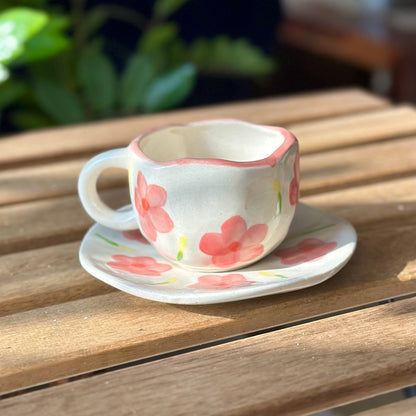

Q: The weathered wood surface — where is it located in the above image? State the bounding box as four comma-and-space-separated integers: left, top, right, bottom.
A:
288, 105, 416, 154
351, 397, 416, 416
0, 89, 386, 167
1, 299, 414, 416
0, 89, 414, 414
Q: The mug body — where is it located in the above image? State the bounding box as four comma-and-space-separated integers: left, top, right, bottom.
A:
126, 120, 299, 271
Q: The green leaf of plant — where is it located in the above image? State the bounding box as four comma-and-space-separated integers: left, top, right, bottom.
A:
16, 16, 70, 64
33, 78, 85, 124
77, 49, 117, 115
81, 6, 109, 41
142, 63, 196, 113
0, 63, 9, 83
139, 23, 178, 54
0, 7, 48, 63
120, 53, 157, 113
189, 36, 275, 77
153, 0, 189, 19
0, 79, 25, 109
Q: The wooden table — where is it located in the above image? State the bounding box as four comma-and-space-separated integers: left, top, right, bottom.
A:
0, 88, 415, 415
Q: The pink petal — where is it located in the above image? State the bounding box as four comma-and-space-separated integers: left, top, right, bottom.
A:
136, 172, 148, 199
108, 254, 133, 266
107, 255, 172, 276
289, 177, 299, 206
199, 233, 228, 256
212, 251, 239, 268
239, 244, 264, 263
130, 256, 157, 266
148, 207, 174, 233
152, 263, 173, 273
146, 184, 167, 207
221, 216, 247, 245
223, 274, 251, 285
242, 224, 268, 246
134, 188, 145, 216
200, 275, 224, 285
140, 214, 157, 242
188, 273, 254, 289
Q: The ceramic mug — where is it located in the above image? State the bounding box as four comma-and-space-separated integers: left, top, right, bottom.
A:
78, 119, 299, 272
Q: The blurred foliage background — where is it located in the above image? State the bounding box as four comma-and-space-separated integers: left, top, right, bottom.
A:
0, 0, 278, 132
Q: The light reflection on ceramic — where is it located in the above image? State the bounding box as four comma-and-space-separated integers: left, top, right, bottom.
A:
78, 119, 299, 272
79, 203, 356, 305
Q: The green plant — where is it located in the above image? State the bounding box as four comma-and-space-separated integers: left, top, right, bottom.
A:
0, 0, 276, 131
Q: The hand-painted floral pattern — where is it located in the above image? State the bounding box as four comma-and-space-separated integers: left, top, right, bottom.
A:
188, 274, 255, 290
135, 172, 174, 242
107, 255, 172, 276
275, 238, 337, 265
289, 152, 300, 206
199, 216, 268, 268
122, 230, 150, 245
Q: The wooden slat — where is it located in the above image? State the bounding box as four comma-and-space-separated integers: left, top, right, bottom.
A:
0, 242, 113, 317
289, 105, 416, 154
0, 213, 414, 393
1, 298, 414, 416
0, 89, 387, 167
1, 176, 414, 319
301, 136, 416, 195
0, 188, 129, 255
1, 135, 415, 255
351, 397, 416, 416
0, 159, 126, 206
1, 106, 414, 206
303, 176, 416, 226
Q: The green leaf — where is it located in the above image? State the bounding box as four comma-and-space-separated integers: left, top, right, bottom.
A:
0, 79, 25, 108
0, 63, 9, 82
139, 23, 178, 53
142, 63, 196, 113
16, 18, 70, 64
77, 49, 117, 115
81, 6, 109, 40
120, 53, 157, 113
189, 36, 275, 77
153, 0, 189, 19
0, 7, 48, 63
46, 15, 70, 32
33, 78, 85, 124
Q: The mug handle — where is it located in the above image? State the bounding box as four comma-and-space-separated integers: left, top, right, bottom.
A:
78, 148, 137, 230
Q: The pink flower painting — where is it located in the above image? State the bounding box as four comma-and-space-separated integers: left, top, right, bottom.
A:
188, 274, 255, 290
122, 230, 150, 245
275, 238, 337, 265
199, 216, 268, 268
107, 255, 172, 276
289, 152, 300, 206
135, 172, 174, 242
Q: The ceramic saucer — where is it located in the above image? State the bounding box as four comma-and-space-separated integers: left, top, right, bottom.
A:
79, 203, 356, 305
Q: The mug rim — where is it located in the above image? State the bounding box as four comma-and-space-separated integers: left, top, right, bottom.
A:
128, 119, 297, 168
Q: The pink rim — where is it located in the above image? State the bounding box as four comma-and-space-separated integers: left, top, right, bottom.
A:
129, 119, 297, 168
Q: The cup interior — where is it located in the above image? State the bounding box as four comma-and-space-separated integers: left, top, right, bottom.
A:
137, 121, 285, 163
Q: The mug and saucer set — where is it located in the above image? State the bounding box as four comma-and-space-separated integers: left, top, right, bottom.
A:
78, 119, 356, 304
